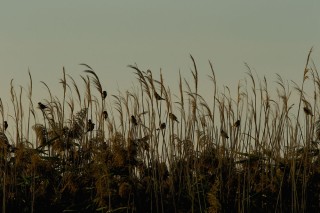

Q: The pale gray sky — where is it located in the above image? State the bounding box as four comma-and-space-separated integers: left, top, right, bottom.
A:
0, 1, 319, 108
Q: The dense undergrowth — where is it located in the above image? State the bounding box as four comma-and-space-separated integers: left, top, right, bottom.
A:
1, 51, 320, 212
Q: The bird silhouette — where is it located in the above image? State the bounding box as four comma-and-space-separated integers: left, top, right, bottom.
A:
38, 102, 48, 110
157, 122, 166, 130
169, 113, 179, 123
233, 120, 240, 128
131, 115, 138, 126
154, 91, 165, 101
87, 119, 95, 132
103, 111, 108, 120
221, 129, 229, 139
102, 91, 107, 100
3, 121, 8, 131
303, 107, 313, 116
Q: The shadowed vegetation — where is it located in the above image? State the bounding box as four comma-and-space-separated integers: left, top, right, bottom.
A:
1, 50, 320, 213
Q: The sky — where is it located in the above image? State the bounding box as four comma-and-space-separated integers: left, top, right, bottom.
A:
0, 1, 320, 112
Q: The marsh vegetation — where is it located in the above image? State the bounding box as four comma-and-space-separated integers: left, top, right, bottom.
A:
1, 51, 320, 212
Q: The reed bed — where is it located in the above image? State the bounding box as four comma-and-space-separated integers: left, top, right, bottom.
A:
0, 50, 320, 213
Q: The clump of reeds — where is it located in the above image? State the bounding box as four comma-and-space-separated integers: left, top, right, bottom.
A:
0, 49, 319, 213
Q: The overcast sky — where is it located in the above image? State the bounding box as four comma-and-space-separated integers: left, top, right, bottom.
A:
1, 1, 319, 110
